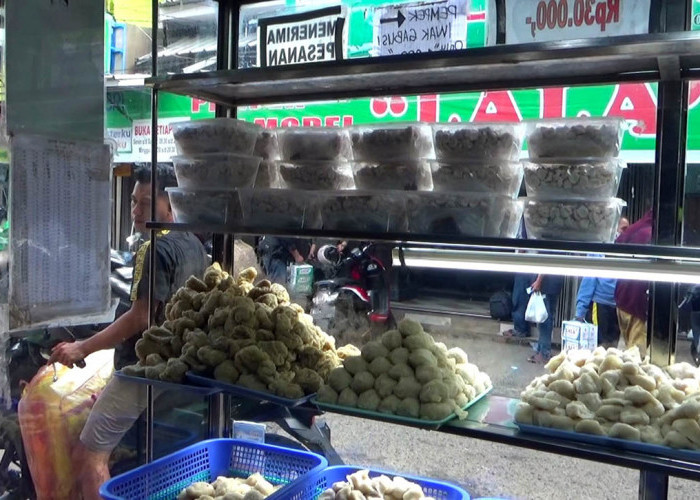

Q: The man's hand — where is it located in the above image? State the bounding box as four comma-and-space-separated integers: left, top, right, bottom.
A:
531, 275, 543, 292
49, 341, 86, 368
575, 316, 585, 323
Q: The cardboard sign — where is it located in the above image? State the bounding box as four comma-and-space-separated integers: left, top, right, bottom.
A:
506, 0, 651, 44
373, 0, 469, 56
258, 7, 344, 67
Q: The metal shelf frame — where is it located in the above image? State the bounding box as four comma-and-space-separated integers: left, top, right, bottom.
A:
143, 1, 700, 498
147, 31, 700, 106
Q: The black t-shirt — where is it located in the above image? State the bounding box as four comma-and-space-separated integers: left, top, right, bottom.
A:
115, 231, 208, 369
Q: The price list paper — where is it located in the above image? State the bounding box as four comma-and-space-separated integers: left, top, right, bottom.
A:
9, 135, 112, 329
506, 0, 650, 44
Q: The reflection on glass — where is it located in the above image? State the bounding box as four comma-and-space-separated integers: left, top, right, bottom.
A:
105, 0, 218, 78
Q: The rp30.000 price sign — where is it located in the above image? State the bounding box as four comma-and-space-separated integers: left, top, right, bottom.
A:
506, 0, 650, 44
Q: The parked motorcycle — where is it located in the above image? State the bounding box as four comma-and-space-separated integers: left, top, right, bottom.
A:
310, 243, 393, 345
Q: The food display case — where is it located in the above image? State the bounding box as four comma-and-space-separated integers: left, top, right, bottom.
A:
129, 1, 700, 499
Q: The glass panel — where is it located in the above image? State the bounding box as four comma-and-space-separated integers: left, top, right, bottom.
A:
105, 0, 218, 78
157, 0, 218, 76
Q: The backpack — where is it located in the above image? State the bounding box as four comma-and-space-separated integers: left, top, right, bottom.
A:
489, 290, 512, 321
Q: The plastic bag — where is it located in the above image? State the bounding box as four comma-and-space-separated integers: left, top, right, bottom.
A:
18, 350, 113, 500
525, 292, 549, 324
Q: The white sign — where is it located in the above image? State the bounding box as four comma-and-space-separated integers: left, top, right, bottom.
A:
130, 118, 184, 163
506, 0, 650, 44
106, 127, 132, 155
373, 0, 469, 56
259, 7, 343, 67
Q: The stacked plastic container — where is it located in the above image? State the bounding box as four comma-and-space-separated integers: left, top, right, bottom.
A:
167, 119, 529, 239
522, 118, 627, 243
167, 118, 263, 225
415, 122, 525, 237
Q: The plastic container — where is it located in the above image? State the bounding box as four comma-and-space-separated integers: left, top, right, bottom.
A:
240, 188, 322, 230
166, 188, 242, 225
523, 158, 626, 199
406, 192, 517, 237
99, 438, 328, 500
172, 153, 261, 190
172, 118, 261, 155
281, 465, 470, 500
351, 159, 433, 191
276, 127, 353, 161
320, 191, 408, 232
429, 159, 523, 198
277, 160, 355, 190
432, 122, 524, 161
523, 197, 626, 242
525, 117, 625, 159
350, 122, 434, 161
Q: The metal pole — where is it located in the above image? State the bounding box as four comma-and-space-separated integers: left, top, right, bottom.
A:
145, 0, 159, 465
641, 1, 690, 497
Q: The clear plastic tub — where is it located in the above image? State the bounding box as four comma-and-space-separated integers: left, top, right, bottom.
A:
320, 191, 407, 232
351, 159, 433, 191
350, 122, 434, 161
276, 127, 352, 161
172, 153, 261, 190
406, 192, 517, 237
526, 117, 625, 159
523, 158, 626, 199
166, 188, 242, 225
277, 160, 355, 190
523, 197, 626, 242
429, 159, 523, 198
171, 118, 261, 155
240, 189, 322, 230
432, 122, 524, 160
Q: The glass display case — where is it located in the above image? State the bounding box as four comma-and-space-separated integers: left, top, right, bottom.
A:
128, 0, 700, 498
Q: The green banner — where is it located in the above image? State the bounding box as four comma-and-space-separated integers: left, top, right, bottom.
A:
107, 81, 700, 163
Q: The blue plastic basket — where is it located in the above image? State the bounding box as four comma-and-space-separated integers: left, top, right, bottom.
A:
100, 439, 328, 500
281, 465, 471, 500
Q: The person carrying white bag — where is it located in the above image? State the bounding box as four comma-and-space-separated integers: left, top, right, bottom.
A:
525, 274, 564, 364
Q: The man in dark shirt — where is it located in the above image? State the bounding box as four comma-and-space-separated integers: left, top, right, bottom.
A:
50, 164, 207, 500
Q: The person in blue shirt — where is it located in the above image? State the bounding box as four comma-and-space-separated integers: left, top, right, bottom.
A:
574, 276, 620, 348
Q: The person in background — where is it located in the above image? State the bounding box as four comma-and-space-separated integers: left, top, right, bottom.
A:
257, 236, 311, 284
574, 275, 620, 348
617, 216, 630, 237
49, 164, 208, 500
573, 218, 629, 348
503, 272, 533, 338
615, 210, 653, 356
528, 274, 564, 363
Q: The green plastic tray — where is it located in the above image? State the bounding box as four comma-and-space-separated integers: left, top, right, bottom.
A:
313, 387, 492, 429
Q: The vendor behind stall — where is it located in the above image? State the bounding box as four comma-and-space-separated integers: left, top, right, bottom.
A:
49, 164, 208, 500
